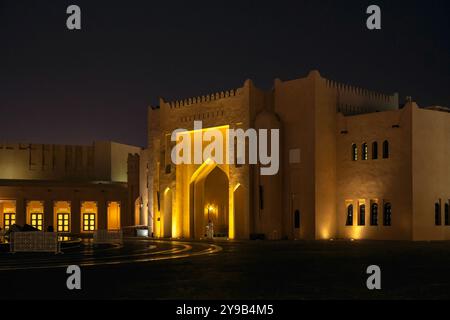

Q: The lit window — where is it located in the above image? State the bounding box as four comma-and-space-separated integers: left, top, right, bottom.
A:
372, 142, 378, 159
352, 144, 358, 161
346, 204, 354, 226
4, 213, 16, 230
31, 213, 44, 231
57, 213, 70, 232
383, 141, 389, 159
358, 204, 366, 226
362, 143, 368, 160
83, 213, 96, 232
435, 202, 442, 226
383, 203, 392, 226
370, 203, 378, 226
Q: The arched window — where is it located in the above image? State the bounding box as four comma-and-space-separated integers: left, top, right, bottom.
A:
383, 203, 392, 226
346, 205, 354, 226
294, 210, 301, 229
370, 203, 378, 226
372, 142, 378, 160
435, 202, 442, 226
362, 143, 368, 160
383, 140, 389, 159
445, 203, 449, 226
352, 144, 358, 161
358, 204, 366, 226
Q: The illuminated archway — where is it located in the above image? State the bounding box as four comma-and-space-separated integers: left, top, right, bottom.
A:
107, 201, 121, 230
0, 200, 16, 230
27, 201, 44, 231
190, 162, 229, 239
54, 201, 71, 233
81, 201, 98, 233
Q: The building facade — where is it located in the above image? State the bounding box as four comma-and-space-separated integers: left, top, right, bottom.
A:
140, 70, 450, 241
0, 141, 141, 233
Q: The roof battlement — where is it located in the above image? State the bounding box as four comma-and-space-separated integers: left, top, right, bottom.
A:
164, 88, 243, 109
326, 78, 398, 104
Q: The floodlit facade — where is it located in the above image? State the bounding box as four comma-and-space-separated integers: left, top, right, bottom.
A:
0, 141, 141, 233
140, 70, 450, 241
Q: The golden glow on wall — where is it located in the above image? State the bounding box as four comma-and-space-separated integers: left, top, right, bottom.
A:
163, 187, 173, 238
107, 201, 121, 230
54, 201, 71, 233
134, 198, 141, 226
81, 201, 97, 232
169, 124, 247, 240
0, 200, 16, 230
204, 204, 217, 220
26, 201, 44, 230
347, 199, 366, 240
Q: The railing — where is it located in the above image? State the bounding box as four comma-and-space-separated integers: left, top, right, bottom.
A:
10, 232, 61, 254
93, 230, 123, 245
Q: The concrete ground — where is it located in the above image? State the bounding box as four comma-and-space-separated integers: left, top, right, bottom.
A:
0, 239, 449, 300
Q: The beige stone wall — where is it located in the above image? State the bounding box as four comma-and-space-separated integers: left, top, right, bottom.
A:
412, 105, 450, 240
0, 141, 141, 232
0, 141, 140, 183
336, 105, 413, 240
0, 143, 95, 181
274, 74, 316, 239
111, 142, 141, 183
147, 80, 269, 239
144, 70, 450, 242
0, 182, 128, 233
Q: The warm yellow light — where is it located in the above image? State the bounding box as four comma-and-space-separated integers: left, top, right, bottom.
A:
177, 125, 230, 136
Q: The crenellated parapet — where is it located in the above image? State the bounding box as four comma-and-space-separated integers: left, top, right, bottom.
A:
165, 88, 242, 109
326, 78, 399, 114
326, 79, 398, 103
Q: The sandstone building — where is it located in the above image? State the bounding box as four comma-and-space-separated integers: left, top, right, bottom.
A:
140, 70, 450, 241
0, 141, 141, 233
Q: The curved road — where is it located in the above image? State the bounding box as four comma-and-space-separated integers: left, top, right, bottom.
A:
0, 238, 222, 271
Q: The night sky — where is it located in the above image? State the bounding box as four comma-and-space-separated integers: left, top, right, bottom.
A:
0, 0, 449, 147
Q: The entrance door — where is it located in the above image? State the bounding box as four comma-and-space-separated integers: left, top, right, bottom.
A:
202, 167, 229, 238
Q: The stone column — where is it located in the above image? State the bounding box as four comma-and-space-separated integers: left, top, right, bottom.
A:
16, 197, 26, 226
72, 198, 81, 234
44, 199, 53, 231
98, 200, 107, 230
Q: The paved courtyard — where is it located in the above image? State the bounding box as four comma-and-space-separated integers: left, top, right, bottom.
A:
1, 239, 449, 300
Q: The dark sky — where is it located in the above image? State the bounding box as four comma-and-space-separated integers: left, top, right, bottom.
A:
0, 0, 449, 147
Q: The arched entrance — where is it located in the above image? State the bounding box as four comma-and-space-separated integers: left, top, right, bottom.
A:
190, 163, 229, 239
107, 201, 121, 230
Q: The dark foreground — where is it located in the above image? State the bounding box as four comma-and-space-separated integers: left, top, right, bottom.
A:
1, 239, 449, 300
